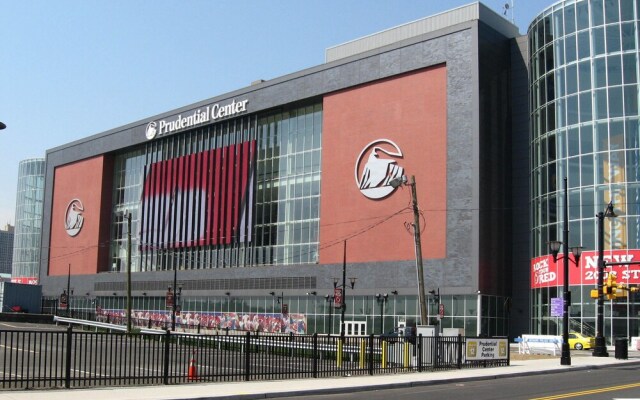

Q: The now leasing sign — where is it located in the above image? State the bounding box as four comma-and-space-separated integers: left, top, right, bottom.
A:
530, 249, 640, 289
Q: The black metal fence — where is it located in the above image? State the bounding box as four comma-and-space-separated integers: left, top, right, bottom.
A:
0, 327, 509, 390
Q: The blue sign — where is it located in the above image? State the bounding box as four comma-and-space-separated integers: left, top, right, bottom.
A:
551, 297, 564, 317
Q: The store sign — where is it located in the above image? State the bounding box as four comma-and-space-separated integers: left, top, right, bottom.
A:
145, 99, 249, 140
354, 139, 405, 200
64, 198, 84, 237
530, 249, 640, 288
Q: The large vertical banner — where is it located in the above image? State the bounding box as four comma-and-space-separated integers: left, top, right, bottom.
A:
606, 138, 627, 249
140, 141, 256, 250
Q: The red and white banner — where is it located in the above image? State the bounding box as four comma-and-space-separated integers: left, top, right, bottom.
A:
11, 277, 39, 285
531, 249, 640, 288
140, 140, 256, 250
334, 288, 343, 308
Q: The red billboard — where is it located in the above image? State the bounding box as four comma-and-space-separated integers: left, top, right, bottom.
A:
530, 249, 640, 288
140, 141, 256, 249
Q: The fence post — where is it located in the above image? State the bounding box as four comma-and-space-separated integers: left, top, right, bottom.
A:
64, 325, 72, 389
244, 331, 251, 381
417, 334, 423, 372
368, 334, 374, 375
313, 333, 318, 378
163, 329, 170, 385
457, 334, 463, 369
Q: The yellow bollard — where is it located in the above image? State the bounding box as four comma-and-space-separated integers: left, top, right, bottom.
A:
381, 340, 387, 367
359, 339, 366, 369
337, 339, 343, 368
403, 342, 410, 368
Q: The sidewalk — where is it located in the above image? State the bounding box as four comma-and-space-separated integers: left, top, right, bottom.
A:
0, 350, 639, 400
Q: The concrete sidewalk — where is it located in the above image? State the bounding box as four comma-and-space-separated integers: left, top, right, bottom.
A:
0, 350, 639, 400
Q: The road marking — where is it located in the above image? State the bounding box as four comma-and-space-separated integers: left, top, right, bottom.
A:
530, 382, 640, 399
0, 344, 38, 354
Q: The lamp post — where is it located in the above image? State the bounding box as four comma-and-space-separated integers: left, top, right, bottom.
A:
375, 293, 388, 334
170, 282, 182, 331
334, 241, 356, 337
124, 211, 132, 334
389, 175, 428, 326
324, 295, 335, 335
429, 288, 441, 330
548, 177, 583, 366
0, 122, 5, 130
593, 201, 616, 357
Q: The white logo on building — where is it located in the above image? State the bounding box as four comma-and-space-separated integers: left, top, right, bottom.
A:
145, 121, 158, 140
65, 199, 84, 237
145, 99, 249, 140
354, 139, 405, 199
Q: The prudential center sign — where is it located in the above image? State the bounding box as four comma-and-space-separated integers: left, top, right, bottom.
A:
145, 99, 249, 140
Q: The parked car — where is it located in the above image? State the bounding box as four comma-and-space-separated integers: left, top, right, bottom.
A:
568, 332, 595, 350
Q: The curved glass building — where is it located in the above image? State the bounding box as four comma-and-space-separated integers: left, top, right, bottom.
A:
12, 159, 45, 284
530, 0, 640, 341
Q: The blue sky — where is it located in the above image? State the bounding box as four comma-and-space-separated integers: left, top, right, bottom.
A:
0, 0, 554, 225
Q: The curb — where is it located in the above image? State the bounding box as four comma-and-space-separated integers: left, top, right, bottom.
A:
182, 360, 640, 400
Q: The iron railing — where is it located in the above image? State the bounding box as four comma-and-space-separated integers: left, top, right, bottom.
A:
0, 327, 509, 390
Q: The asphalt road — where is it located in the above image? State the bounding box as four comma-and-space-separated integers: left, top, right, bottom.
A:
265, 364, 640, 400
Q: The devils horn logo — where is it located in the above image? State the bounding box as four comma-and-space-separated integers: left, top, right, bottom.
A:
65, 199, 84, 237
354, 139, 404, 199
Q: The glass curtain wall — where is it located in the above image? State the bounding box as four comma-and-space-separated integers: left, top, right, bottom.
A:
529, 0, 640, 339
11, 158, 45, 283
110, 103, 322, 273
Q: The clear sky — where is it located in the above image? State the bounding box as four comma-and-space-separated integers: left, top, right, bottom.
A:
0, 0, 556, 226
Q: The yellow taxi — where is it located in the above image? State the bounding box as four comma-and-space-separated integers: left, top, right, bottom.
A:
568, 332, 595, 350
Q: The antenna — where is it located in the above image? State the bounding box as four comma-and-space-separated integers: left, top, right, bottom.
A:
503, 0, 515, 24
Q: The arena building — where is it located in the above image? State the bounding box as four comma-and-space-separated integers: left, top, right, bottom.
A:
38, 2, 528, 337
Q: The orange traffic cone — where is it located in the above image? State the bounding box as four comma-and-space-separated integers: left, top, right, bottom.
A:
188, 351, 197, 381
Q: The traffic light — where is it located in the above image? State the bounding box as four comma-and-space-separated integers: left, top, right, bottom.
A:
605, 273, 618, 300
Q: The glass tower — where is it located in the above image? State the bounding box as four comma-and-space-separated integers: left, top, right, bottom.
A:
12, 159, 45, 284
529, 0, 640, 339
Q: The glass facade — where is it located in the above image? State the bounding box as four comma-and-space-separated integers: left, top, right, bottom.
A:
110, 103, 322, 273
12, 159, 45, 283
530, 0, 640, 340
0, 227, 13, 275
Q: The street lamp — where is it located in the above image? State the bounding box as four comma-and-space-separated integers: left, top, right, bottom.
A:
0, 122, 5, 130
170, 283, 183, 331
593, 201, 617, 357
389, 175, 428, 326
375, 293, 388, 334
117, 211, 133, 334
324, 294, 335, 335
548, 177, 583, 366
334, 241, 356, 337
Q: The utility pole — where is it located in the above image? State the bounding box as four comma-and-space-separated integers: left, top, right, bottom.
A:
409, 176, 428, 326
389, 175, 428, 326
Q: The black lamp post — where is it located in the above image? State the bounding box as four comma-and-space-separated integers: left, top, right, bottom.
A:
325, 294, 335, 335
593, 201, 616, 357
170, 281, 182, 331
334, 241, 356, 337
548, 177, 583, 366
375, 293, 388, 334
